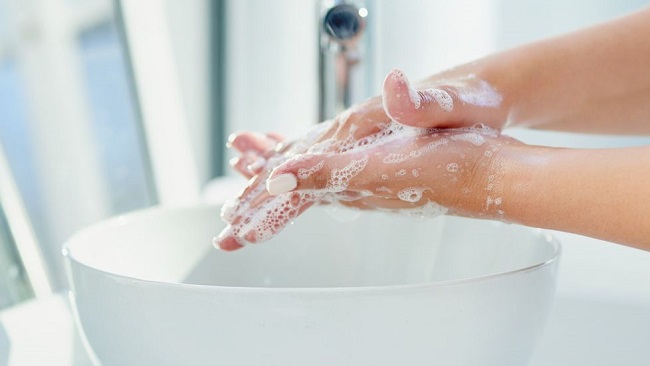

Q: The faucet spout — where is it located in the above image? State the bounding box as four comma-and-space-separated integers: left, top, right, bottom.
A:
319, 1, 373, 121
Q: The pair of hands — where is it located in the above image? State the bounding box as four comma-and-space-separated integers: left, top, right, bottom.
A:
215, 69, 518, 251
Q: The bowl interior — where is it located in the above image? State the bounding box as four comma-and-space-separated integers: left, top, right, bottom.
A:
64, 205, 558, 288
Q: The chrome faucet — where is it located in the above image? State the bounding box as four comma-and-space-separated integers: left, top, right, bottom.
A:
319, 0, 374, 121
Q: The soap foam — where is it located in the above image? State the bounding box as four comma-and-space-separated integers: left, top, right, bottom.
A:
451, 132, 486, 146
220, 199, 238, 222
446, 163, 459, 173
410, 138, 449, 158
408, 84, 421, 109
397, 187, 426, 203
457, 75, 502, 108
326, 156, 369, 192
423, 88, 454, 112
383, 153, 408, 164
297, 160, 325, 180
222, 118, 503, 246
237, 190, 327, 243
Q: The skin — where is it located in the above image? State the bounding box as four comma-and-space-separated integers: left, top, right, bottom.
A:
216, 7, 650, 252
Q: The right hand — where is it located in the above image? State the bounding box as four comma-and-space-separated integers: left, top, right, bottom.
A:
216, 68, 512, 251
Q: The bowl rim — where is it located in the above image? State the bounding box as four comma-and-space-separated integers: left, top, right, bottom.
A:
62, 204, 561, 294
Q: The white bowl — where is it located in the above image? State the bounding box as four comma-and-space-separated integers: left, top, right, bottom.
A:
64, 205, 560, 366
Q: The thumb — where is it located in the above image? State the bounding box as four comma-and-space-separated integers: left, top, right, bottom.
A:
266, 153, 371, 195
382, 69, 503, 129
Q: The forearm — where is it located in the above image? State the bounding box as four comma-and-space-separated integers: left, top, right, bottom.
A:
498, 144, 650, 250
467, 7, 650, 134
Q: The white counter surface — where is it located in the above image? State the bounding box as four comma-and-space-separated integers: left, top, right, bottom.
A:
1, 231, 649, 366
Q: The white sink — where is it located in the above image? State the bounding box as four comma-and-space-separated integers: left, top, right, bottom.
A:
63, 205, 559, 366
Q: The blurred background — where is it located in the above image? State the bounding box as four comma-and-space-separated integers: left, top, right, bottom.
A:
0, 0, 649, 320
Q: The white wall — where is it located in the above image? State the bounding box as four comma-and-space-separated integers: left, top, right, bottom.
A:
372, 1, 496, 88
164, 0, 211, 184
225, 0, 319, 145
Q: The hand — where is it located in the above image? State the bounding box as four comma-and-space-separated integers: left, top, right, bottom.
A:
216, 122, 336, 250
215, 68, 511, 251
266, 124, 519, 216
216, 119, 520, 250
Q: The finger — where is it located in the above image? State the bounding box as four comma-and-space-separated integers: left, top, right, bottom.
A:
300, 119, 340, 154
237, 174, 268, 208
266, 129, 468, 197
240, 198, 316, 244
213, 228, 245, 251
229, 156, 254, 179
382, 69, 503, 129
227, 131, 279, 155
265, 131, 434, 196
222, 179, 321, 245
382, 69, 458, 127
224, 191, 318, 245
246, 156, 267, 175
266, 151, 376, 195
265, 132, 284, 143
331, 97, 389, 143
272, 120, 339, 156
229, 155, 266, 179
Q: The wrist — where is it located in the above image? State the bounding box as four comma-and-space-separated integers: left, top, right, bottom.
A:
478, 47, 539, 129
459, 140, 557, 223
445, 136, 535, 220
425, 52, 528, 131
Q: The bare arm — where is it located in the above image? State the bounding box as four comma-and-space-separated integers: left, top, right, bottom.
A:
384, 7, 650, 134
499, 144, 650, 250
497, 6, 650, 133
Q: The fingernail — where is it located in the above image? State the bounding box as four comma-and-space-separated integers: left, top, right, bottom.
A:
226, 133, 238, 148
266, 173, 297, 195
213, 227, 241, 250
213, 234, 244, 251
247, 157, 266, 173
424, 88, 454, 112
228, 157, 239, 167
390, 68, 405, 80
384, 69, 420, 113
244, 230, 257, 243
220, 199, 238, 221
